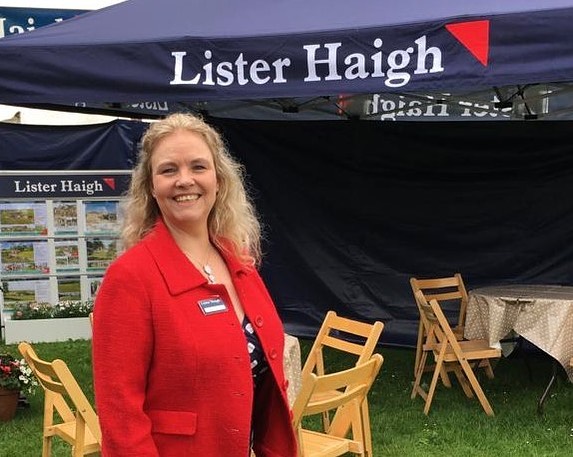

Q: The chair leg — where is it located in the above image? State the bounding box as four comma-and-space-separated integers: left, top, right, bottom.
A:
321, 411, 331, 433
459, 358, 495, 416
42, 436, 51, 457
350, 401, 367, 457
411, 351, 429, 400
421, 349, 453, 388
423, 349, 447, 415
480, 359, 495, 379
329, 396, 373, 456
451, 366, 474, 398
414, 321, 425, 376
438, 365, 453, 388
361, 401, 373, 457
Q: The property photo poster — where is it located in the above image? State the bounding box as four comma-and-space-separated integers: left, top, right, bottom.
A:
0, 240, 49, 275
1, 278, 50, 307
84, 200, 120, 235
53, 201, 78, 234
86, 237, 120, 271
54, 239, 80, 272
88, 276, 103, 297
57, 277, 81, 301
0, 202, 47, 236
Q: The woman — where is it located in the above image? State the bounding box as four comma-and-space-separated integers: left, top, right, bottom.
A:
92, 113, 297, 457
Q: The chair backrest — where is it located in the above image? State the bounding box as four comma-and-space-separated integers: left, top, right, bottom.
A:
410, 273, 469, 330
300, 311, 383, 454
414, 289, 455, 350
301, 311, 384, 380
18, 341, 101, 455
292, 353, 384, 457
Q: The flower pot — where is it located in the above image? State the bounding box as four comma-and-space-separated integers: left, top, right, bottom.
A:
0, 387, 19, 422
4, 317, 91, 344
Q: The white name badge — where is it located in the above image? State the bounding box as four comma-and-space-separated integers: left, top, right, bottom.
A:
197, 296, 228, 315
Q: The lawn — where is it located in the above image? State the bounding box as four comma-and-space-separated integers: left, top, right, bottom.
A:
1, 338, 572, 456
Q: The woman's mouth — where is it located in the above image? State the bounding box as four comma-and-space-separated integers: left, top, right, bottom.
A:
174, 194, 199, 202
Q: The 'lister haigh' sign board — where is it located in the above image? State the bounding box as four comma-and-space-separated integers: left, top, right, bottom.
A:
0, 7, 87, 39
0, 173, 131, 199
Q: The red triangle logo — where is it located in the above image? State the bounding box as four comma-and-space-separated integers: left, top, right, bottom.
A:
446, 20, 489, 66
103, 178, 116, 190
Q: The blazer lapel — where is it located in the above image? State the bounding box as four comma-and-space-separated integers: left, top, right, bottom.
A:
143, 219, 206, 295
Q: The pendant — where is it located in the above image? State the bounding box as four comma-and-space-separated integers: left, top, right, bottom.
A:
203, 264, 216, 284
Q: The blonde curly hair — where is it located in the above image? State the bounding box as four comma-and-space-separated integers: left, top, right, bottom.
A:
121, 113, 262, 266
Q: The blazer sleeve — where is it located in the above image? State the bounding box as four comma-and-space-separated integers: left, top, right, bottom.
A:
92, 258, 159, 457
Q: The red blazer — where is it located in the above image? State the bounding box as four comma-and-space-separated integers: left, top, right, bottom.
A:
92, 219, 297, 457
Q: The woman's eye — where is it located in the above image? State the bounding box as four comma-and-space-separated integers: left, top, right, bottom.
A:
192, 163, 207, 171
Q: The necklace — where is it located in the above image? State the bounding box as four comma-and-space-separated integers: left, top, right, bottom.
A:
185, 245, 216, 284
202, 263, 216, 284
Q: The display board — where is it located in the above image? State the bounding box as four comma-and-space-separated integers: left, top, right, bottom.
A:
0, 199, 121, 309
0, 171, 129, 320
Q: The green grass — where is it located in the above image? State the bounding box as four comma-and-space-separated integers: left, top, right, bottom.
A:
1, 338, 572, 456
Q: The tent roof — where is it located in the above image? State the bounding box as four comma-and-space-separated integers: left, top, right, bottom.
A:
5, 0, 573, 42
1, 0, 573, 119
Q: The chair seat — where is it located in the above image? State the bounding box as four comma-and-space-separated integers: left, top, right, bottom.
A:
309, 389, 342, 404
424, 339, 501, 362
300, 428, 363, 455
307, 389, 353, 436
49, 421, 100, 453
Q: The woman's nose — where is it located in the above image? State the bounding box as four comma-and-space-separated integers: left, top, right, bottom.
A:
176, 171, 195, 187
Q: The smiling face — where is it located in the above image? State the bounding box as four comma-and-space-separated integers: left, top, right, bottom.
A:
150, 129, 218, 233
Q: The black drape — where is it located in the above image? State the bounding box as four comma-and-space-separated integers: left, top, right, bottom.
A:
4, 118, 573, 347
214, 119, 573, 346
0, 120, 146, 170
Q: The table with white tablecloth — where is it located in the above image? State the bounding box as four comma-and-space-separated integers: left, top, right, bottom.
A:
465, 284, 573, 413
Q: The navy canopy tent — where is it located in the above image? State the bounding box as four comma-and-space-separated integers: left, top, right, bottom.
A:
2, 1, 573, 346
1, 0, 573, 118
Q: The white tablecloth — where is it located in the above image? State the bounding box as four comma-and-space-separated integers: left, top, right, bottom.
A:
465, 284, 573, 381
284, 334, 302, 406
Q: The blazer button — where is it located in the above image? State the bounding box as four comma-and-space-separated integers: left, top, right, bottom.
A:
283, 379, 289, 390
269, 348, 278, 360
255, 316, 264, 327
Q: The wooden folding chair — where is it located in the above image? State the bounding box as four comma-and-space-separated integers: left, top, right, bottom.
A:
411, 292, 501, 416
293, 353, 384, 457
410, 274, 494, 380
18, 342, 101, 457
300, 311, 383, 456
